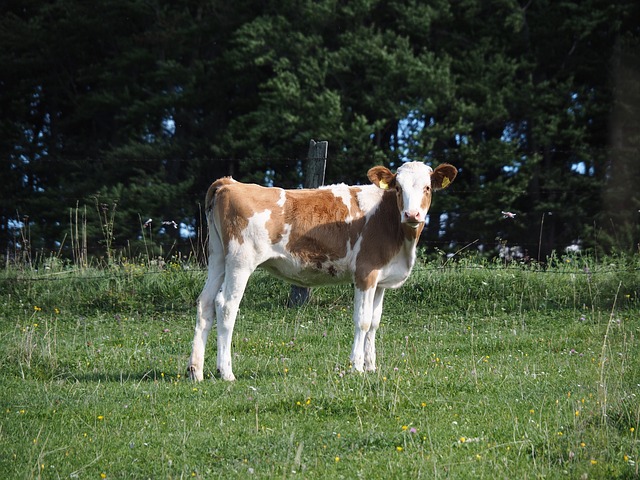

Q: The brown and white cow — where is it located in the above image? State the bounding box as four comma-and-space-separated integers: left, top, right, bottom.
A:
188, 161, 457, 381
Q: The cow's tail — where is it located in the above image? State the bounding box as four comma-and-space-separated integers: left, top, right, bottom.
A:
205, 177, 237, 215
204, 177, 237, 260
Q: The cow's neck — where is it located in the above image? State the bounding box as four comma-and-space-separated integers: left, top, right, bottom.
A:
401, 227, 421, 269
396, 216, 424, 279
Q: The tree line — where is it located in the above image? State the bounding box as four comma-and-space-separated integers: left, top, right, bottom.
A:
1, 0, 638, 263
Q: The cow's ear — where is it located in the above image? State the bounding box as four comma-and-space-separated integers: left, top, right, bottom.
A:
431, 163, 457, 190
367, 166, 396, 190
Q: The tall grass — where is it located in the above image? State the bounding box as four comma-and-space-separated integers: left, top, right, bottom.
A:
1, 255, 639, 478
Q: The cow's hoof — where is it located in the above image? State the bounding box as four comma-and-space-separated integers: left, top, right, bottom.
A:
349, 363, 365, 374
217, 369, 236, 381
187, 365, 203, 382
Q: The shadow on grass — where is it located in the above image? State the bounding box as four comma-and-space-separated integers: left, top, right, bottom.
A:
43, 369, 172, 384
65, 368, 285, 384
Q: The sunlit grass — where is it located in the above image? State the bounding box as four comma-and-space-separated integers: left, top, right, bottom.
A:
1, 256, 639, 478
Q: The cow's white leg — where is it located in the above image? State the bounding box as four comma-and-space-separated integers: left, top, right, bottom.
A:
364, 287, 385, 371
350, 287, 376, 372
215, 266, 252, 381
188, 256, 224, 381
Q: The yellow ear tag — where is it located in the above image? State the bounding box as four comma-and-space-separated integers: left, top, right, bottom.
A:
379, 180, 389, 190
441, 176, 451, 188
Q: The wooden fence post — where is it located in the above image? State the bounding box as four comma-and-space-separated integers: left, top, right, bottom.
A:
288, 139, 328, 307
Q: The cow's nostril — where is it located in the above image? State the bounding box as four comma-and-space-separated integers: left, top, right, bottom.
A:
404, 211, 421, 222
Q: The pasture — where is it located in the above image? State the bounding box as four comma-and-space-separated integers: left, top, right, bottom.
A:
1, 255, 639, 478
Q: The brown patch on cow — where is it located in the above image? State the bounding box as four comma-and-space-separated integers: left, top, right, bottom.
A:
420, 187, 432, 213
282, 189, 355, 267
357, 269, 380, 292
264, 192, 285, 244
213, 183, 284, 246
355, 190, 405, 290
349, 188, 365, 248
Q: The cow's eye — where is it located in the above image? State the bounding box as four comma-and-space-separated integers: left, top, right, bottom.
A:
395, 186, 402, 194
424, 185, 431, 193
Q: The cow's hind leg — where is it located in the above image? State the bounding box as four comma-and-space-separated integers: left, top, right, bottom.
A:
364, 287, 385, 371
188, 257, 224, 381
215, 264, 252, 381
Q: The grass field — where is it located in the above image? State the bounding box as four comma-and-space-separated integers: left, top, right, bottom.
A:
1, 254, 639, 478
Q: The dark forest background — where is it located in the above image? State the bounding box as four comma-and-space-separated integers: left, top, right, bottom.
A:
1, 0, 639, 263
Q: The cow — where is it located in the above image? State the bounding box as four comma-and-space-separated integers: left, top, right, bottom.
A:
187, 161, 457, 381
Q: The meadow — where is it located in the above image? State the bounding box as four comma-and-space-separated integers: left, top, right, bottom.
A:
1, 253, 639, 479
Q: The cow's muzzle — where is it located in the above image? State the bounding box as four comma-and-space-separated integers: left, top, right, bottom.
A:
403, 211, 424, 226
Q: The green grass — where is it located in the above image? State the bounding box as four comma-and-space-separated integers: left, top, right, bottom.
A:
1, 256, 639, 478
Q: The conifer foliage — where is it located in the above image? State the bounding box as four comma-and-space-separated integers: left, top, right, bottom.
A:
1, 0, 638, 258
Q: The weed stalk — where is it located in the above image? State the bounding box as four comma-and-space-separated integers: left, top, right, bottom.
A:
598, 281, 622, 425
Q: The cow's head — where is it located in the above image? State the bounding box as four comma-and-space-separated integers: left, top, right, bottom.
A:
368, 162, 457, 228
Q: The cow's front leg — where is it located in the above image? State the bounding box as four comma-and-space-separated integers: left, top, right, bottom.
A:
350, 286, 376, 372
363, 287, 385, 371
